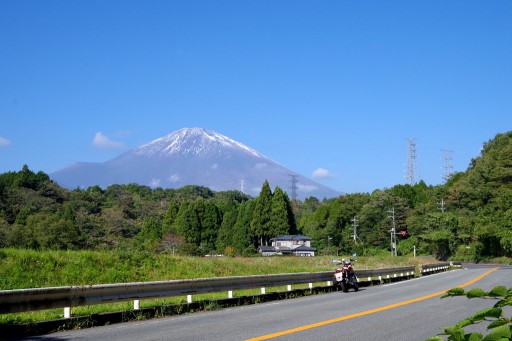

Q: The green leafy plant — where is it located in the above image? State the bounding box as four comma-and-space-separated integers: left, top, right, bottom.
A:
427, 286, 512, 341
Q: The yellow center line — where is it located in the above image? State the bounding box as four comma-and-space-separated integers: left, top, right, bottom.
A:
246, 267, 499, 341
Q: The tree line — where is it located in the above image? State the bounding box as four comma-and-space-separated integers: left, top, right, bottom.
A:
1, 131, 511, 260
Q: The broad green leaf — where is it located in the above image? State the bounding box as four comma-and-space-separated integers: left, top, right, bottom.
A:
493, 298, 512, 308
488, 286, 507, 298
466, 332, 484, 341
482, 324, 511, 341
471, 308, 502, 321
442, 287, 466, 298
444, 325, 465, 340
487, 320, 508, 329
455, 318, 475, 328
467, 288, 486, 299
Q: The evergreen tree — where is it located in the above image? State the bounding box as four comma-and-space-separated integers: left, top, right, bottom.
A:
269, 187, 291, 237
200, 199, 222, 253
162, 199, 180, 234
175, 201, 201, 246
251, 180, 273, 246
216, 205, 238, 252
137, 218, 162, 244
233, 200, 255, 254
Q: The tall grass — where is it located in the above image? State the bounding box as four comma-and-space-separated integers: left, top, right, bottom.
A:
0, 248, 436, 325
0, 248, 431, 290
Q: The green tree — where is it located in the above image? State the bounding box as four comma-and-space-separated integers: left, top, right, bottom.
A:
175, 201, 202, 247
137, 218, 162, 250
251, 180, 273, 246
269, 187, 292, 237
233, 200, 255, 254
216, 205, 238, 252
162, 199, 180, 234
200, 199, 222, 253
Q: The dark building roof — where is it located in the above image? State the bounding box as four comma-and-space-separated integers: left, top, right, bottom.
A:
270, 235, 311, 242
258, 246, 277, 252
292, 246, 317, 252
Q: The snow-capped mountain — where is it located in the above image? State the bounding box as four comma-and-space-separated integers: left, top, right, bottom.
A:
51, 128, 341, 199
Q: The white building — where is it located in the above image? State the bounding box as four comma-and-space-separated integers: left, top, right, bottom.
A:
259, 235, 316, 257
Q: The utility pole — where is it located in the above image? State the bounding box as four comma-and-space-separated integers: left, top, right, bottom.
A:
438, 198, 445, 213
351, 217, 360, 244
388, 208, 397, 257
288, 174, 298, 202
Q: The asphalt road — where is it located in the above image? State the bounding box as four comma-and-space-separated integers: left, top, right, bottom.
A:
20, 264, 511, 341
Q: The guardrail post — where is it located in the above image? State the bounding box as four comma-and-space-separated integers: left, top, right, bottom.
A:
64, 307, 71, 318
134, 300, 140, 310
187, 295, 192, 304
287, 285, 292, 291
379, 275, 382, 284
228, 290, 233, 299
261, 287, 266, 294
327, 280, 332, 286
308, 283, 313, 289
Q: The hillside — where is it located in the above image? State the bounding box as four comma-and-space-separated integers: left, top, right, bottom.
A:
1, 131, 511, 261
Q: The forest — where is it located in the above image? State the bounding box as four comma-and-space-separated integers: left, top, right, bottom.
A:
0, 131, 510, 260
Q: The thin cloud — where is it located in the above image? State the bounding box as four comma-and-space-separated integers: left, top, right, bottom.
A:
0, 136, 11, 147
297, 183, 318, 193
149, 178, 161, 188
92, 132, 124, 149
312, 168, 336, 179
169, 174, 181, 183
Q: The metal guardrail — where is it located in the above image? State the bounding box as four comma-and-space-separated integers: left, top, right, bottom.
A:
420, 262, 461, 274
0, 266, 416, 315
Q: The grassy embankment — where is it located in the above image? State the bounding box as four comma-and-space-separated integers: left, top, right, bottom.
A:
0, 248, 434, 324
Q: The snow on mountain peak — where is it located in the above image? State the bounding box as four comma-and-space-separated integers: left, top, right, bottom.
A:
133, 128, 263, 158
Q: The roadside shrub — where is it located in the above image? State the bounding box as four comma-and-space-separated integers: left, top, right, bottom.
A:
427, 286, 512, 341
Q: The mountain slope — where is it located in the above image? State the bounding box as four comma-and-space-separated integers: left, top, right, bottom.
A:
51, 128, 341, 199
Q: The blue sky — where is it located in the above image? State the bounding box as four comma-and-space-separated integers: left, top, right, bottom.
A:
1, 1, 511, 194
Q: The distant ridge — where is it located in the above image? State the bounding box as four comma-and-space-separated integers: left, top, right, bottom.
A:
51, 128, 341, 199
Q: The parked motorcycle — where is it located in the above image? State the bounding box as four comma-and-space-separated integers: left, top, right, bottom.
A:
333, 258, 359, 292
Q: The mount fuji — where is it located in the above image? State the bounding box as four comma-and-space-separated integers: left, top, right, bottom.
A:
50, 128, 341, 199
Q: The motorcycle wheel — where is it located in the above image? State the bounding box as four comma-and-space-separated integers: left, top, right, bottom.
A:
353, 282, 359, 292
333, 278, 340, 291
